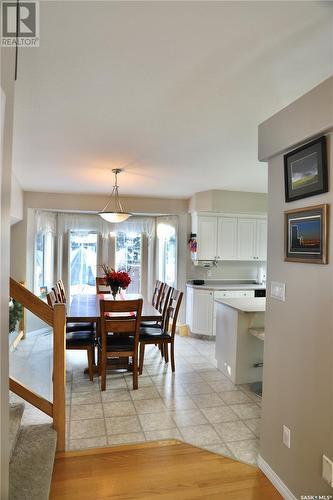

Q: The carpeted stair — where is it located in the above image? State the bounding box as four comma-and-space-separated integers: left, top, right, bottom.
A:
9, 403, 57, 500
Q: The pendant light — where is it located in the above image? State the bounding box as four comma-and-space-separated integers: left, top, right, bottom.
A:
98, 169, 132, 223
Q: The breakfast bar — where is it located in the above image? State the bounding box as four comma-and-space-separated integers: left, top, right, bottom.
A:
215, 297, 265, 385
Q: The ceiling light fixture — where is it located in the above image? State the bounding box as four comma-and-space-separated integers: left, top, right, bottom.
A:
98, 168, 132, 223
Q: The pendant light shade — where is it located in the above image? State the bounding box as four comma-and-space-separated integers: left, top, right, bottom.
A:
98, 169, 132, 223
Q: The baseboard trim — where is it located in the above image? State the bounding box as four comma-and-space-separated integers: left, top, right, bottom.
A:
258, 455, 297, 500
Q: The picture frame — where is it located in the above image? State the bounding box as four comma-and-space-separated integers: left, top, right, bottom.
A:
284, 136, 328, 203
285, 204, 328, 264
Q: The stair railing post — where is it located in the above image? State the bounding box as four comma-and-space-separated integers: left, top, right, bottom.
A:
53, 303, 66, 451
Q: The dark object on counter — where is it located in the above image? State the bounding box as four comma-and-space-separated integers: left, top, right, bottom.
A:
255, 289, 266, 297
191, 280, 205, 286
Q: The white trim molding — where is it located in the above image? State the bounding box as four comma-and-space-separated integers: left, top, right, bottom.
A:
258, 455, 297, 500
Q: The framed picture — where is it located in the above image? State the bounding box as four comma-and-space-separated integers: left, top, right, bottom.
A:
284, 136, 328, 202
285, 204, 328, 264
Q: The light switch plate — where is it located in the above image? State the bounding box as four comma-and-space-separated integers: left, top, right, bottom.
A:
322, 455, 333, 486
271, 281, 286, 302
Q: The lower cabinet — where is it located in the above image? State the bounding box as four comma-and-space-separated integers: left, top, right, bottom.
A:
186, 286, 255, 337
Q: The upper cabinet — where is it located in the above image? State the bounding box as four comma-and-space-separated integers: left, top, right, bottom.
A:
197, 216, 218, 260
237, 218, 257, 260
218, 217, 238, 260
191, 212, 267, 262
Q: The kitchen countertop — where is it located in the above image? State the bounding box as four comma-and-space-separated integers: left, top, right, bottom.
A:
186, 281, 265, 291
215, 297, 266, 312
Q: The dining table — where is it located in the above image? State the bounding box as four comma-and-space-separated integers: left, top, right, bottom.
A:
67, 293, 162, 374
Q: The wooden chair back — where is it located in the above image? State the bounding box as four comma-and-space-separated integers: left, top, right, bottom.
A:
47, 290, 57, 307
164, 288, 183, 337
56, 280, 67, 303
96, 277, 111, 294
152, 280, 164, 309
158, 284, 172, 329
52, 284, 63, 303
100, 299, 143, 349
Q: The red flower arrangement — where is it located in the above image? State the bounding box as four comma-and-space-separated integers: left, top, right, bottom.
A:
101, 265, 131, 299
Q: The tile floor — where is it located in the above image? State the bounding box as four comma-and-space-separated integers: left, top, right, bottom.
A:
10, 329, 261, 465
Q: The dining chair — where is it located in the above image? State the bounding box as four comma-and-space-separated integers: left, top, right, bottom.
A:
50, 283, 95, 333
141, 283, 171, 330
139, 288, 183, 374
56, 279, 67, 303
152, 280, 164, 309
96, 277, 111, 294
46, 291, 95, 381
98, 298, 143, 391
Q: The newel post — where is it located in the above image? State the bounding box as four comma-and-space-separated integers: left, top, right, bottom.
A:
53, 303, 66, 451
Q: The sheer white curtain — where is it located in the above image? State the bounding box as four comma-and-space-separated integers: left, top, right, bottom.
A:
156, 215, 178, 288
55, 213, 155, 297
35, 210, 57, 236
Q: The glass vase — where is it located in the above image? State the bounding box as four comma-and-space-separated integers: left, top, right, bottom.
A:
111, 285, 120, 300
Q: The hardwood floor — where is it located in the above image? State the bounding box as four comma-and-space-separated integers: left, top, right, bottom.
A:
50, 440, 282, 499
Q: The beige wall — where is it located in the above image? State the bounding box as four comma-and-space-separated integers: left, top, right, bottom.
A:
24, 191, 188, 215
258, 76, 333, 497
1, 45, 16, 498
10, 174, 23, 225
189, 189, 267, 214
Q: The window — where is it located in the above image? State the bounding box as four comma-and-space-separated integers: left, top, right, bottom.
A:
115, 231, 141, 294
69, 231, 98, 296
34, 231, 55, 297
157, 223, 177, 287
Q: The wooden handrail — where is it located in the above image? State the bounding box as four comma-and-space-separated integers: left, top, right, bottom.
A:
10, 278, 54, 326
52, 303, 66, 451
9, 278, 66, 452
9, 378, 53, 417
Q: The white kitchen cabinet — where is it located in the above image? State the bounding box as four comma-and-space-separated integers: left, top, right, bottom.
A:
186, 287, 214, 336
256, 219, 267, 261
185, 285, 194, 331
191, 212, 267, 262
237, 218, 257, 260
186, 286, 257, 337
196, 216, 218, 260
217, 217, 238, 260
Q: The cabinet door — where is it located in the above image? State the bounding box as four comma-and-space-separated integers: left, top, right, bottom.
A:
197, 216, 218, 260
186, 286, 194, 330
237, 219, 257, 260
217, 217, 238, 260
192, 289, 214, 336
256, 219, 267, 261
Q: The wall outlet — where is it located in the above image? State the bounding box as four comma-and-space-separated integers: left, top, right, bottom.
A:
322, 455, 333, 487
271, 281, 286, 302
282, 425, 291, 448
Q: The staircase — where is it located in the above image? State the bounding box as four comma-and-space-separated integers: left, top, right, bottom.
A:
8, 279, 66, 499
9, 403, 57, 499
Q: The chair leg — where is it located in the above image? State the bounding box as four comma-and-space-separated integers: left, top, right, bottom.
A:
170, 339, 175, 372
133, 354, 138, 390
160, 342, 164, 359
164, 341, 169, 363
139, 342, 145, 375
87, 346, 94, 382
97, 347, 102, 376
101, 348, 107, 391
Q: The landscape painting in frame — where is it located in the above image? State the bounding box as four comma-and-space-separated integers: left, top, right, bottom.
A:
284, 136, 328, 202
285, 204, 328, 264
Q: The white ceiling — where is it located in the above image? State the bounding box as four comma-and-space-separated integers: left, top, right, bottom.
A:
12, 1, 333, 198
